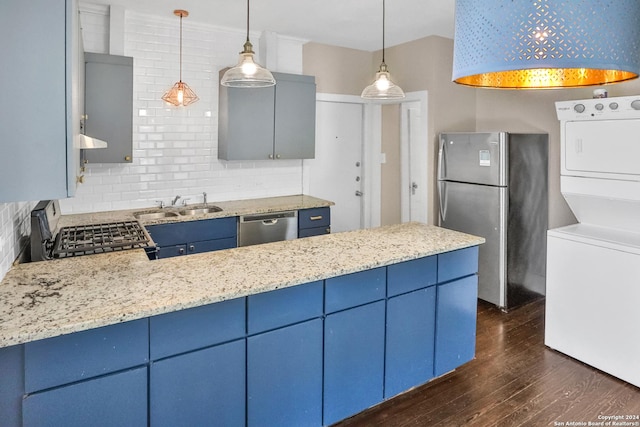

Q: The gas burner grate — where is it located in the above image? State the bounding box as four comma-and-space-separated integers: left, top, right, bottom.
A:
53, 221, 150, 258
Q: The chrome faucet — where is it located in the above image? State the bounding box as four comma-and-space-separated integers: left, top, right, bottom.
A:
171, 195, 181, 206
203, 192, 207, 205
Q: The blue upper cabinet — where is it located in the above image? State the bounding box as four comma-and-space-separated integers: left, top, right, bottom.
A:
218, 71, 316, 161
0, 0, 80, 202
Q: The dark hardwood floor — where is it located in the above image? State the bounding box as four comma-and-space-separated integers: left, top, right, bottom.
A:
334, 299, 640, 426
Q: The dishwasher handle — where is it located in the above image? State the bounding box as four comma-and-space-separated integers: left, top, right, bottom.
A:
240, 211, 297, 223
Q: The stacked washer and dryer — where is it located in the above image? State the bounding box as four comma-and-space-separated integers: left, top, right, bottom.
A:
545, 96, 640, 388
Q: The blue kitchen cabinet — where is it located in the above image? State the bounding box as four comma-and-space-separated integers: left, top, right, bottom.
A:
24, 319, 149, 393
0, 345, 24, 426
385, 287, 436, 398
435, 275, 478, 376
246, 281, 324, 426
150, 297, 245, 360
150, 339, 246, 427
385, 256, 437, 398
247, 319, 323, 427
298, 207, 331, 237
23, 367, 147, 427
145, 216, 237, 259
323, 269, 386, 426
149, 297, 246, 426
324, 300, 386, 425
434, 247, 479, 377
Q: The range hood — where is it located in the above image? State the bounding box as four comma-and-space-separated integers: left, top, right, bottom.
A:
79, 134, 108, 149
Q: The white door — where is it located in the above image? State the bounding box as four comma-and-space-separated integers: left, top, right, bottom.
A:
307, 99, 364, 232
400, 96, 428, 223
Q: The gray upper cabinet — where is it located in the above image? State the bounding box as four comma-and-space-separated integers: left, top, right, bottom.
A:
84, 53, 134, 164
0, 0, 81, 202
218, 71, 316, 161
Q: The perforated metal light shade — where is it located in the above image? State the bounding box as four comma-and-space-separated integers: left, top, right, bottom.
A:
452, 0, 640, 89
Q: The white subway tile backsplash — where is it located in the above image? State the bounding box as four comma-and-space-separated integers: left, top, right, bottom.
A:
61, 8, 307, 215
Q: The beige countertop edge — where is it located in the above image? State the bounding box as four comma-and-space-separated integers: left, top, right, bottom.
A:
0, 223, 484, 348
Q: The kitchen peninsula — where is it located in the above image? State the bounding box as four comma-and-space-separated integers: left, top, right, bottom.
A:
0, 222, 483, 426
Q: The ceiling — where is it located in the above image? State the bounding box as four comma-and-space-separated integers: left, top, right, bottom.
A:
97, 0, 456, 52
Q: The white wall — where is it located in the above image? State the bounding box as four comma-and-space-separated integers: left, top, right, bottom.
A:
62, 4, 307, 214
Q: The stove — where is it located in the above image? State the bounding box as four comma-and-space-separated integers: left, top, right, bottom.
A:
30, 200, 151, 261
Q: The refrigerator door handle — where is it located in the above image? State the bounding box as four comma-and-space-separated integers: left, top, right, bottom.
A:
438, 181, 447, 222
437, 137, 446, 180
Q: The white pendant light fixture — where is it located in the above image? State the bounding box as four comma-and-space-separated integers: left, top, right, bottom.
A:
162, 10, 199, 106
452, 0, 640, 89
221, 0, 275, 88
361, 0, 405, 100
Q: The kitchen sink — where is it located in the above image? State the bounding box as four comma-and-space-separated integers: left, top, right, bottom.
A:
178, 206, 223, 216
134, 211, 181, 220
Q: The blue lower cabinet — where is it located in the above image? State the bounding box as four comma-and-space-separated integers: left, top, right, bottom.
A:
22, 367, 147, 427
324, 301, 386, 426
435, 274, 478, 376
247, 319, 323, 427
385, 286, 436, 398
150, 339, 246, 427
0, 345, 24, 427
24, 318, 149, 393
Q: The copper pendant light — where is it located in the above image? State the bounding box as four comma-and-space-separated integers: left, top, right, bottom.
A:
162, 10, 199, 106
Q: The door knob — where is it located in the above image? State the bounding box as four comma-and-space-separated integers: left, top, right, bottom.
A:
355, 190, 363, 196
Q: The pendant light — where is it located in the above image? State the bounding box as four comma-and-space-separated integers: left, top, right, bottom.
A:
221, 0, 275, 88
452, 0, 640, 89
162, 10, 199, 106
361, 0, 405, 100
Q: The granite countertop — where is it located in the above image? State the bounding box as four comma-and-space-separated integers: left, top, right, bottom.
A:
0, 222, 484, 349
58, 194, 334, 228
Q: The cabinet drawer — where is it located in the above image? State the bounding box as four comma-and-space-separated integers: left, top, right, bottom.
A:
325, 268, 386, 313
24, 319, 148, 393
437, 246, 479, 283
156, 244, 187, 259
146, 217, 237, 246
298, 207, 330, 229
387, 256, 437, 297
23, 367, 147, 427
298, 226, 330, 238
248, 281, 323, 334
150, 298, 245, 360
188, 237, 237, 254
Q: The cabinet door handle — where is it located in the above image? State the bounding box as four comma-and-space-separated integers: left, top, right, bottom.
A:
178, 247, 185, 255
189, 245, 195, 252
268, 154, 274, 159
309, 215, 323, 221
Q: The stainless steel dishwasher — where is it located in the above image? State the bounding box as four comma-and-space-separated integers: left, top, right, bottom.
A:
238, 211, 298, 247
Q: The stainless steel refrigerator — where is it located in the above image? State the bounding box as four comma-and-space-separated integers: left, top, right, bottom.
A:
437, 132, 548, 310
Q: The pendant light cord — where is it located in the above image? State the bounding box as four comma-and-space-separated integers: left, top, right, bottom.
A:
179, 13, 183, 82
382, 0, 386, 64
246, 0, 250, 43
